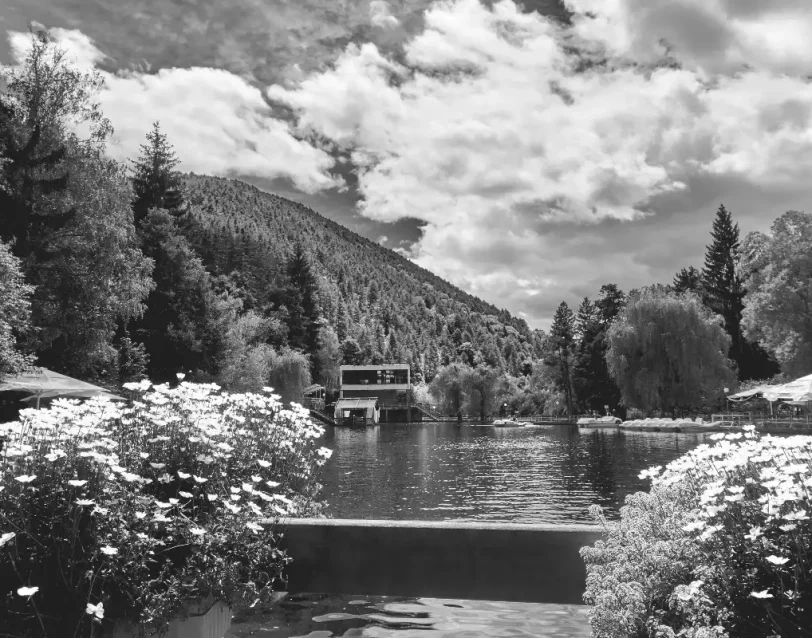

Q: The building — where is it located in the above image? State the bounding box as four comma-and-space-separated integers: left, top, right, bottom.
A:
334, 364, 417, 424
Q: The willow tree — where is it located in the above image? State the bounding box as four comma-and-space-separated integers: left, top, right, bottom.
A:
606, 286, 735, 415
266, 348, 312, 407
430, 363, 470, 421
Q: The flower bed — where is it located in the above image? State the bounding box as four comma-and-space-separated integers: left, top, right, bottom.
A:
580, 425, 812, 637
0, 377, 332, 637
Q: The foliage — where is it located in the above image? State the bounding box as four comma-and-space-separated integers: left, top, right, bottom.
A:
130, 121, 186, 225
606, 286, 736, 414
314, 325, 341, 393
30, 150, 154, 377
673, 266, 701, 295
279, 243, 320, 360
0, 30, 151, 379
265, 348, 312, 407
116, 334, 149, 384
430, 363, 470, 419
546, 301, 576, 418
741, 211, 812, 378
217, 310, 278, 393
0, 26, 111, 261
462, 365, 501, 421
571, 286, 625, 416
0, 240, 36, 375
133, 209, 236, 382
0, 379, 331, 637
582, 428, 812, 637
179, 174, 543, 381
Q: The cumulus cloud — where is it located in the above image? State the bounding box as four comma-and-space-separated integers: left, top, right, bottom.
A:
564, 0, 812, 75
369, 0, 400, 29
6, 27, 343, 194
267, 0, 812, 327
9, 0, 812, 328
376, 234, 389, 244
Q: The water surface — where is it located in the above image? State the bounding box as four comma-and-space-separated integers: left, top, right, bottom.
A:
227, 593, 591, 637
317, 423, 711, 524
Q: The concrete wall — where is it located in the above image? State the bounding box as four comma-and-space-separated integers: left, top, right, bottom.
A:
277, 518, 603, 604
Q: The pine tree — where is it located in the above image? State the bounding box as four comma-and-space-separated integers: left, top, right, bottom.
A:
284, 243, 320, 359
547, 302, 576, 419
130, 121, 186, 225
574, 297, 598, 342
701, 205, 746, 374
673, 266, 701, 295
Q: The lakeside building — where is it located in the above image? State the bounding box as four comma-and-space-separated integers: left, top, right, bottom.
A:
334, 364, 419, 425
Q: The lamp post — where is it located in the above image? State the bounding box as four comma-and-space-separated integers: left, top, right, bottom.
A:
723, 387, 729, 416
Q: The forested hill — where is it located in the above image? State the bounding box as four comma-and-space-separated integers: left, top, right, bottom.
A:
179, 173, 543, 381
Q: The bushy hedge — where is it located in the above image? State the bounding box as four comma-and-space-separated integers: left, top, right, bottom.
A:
581, 426, 812, 638
0, 378, 332, 637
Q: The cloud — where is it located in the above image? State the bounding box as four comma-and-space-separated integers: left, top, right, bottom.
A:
267, 0, 812, 328
564, 0, 812, 75
370, 1, 400, 28
7, 27, 343, 194
376, 234, 389, 244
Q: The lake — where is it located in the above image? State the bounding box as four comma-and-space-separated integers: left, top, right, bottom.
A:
317, 423, 712, 524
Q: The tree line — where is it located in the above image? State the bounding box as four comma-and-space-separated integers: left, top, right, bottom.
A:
538, 204, 798, 419
0, 28, 544, 408
0, 28, 803, 419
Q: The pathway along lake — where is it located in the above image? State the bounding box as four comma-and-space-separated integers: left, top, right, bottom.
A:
317, 423, 711, 524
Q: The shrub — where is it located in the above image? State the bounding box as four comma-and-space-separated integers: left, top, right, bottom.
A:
0, 377, 332, 637
581, 426, 812, 638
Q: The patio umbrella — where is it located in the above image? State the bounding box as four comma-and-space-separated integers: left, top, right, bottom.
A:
727, 386, 768, 401
0, 368, 125, 408
761, 374, 812, 402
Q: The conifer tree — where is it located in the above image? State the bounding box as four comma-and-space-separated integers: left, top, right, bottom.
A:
130, 121, 186, 225
547, 301, 576, 419
672, 266, 701, 295
284, 243, 320, 359
701, 205, 747, 375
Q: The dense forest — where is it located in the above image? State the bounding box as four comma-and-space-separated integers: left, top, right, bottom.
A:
0, 28, 805, 421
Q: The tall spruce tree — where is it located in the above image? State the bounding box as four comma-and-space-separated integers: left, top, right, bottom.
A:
700, 205, 755, 379
130, 121, 186, 225
284, 243, 321, 361
547, 301, 576, 419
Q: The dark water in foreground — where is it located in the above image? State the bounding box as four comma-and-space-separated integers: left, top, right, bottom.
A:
317, 423, 712, 524
227, 593, 591, 637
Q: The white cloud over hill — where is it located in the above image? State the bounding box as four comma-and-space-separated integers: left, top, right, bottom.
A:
7, 0, 812, 328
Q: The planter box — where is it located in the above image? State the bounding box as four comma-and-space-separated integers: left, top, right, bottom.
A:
112, 598, 231, 638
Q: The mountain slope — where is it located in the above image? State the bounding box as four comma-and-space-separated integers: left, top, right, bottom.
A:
179, 173, 544, 381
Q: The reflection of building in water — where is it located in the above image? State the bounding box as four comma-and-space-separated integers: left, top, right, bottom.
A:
335, 364, 418, 424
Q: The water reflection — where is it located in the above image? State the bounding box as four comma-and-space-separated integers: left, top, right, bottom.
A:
317, 424, 711, 524
227, 593, 591, 637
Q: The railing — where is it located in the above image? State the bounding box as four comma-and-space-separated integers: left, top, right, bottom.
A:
712, 412, 810, 425
307, 407, 336, 426
711, 413, 754, 425
304, 397, 325, 411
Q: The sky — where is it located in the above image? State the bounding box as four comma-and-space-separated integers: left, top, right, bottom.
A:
1, 0, 811, 330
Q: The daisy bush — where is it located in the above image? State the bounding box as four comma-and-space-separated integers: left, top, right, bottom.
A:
581, 425, 812, 638
0, 376, 332, 637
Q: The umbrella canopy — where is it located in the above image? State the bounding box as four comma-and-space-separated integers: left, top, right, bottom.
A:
727, 386, 769, 401
762, 374, 812, 402
0, 368, 125, 407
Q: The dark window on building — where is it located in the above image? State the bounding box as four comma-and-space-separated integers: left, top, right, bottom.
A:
341, 368, 409, 385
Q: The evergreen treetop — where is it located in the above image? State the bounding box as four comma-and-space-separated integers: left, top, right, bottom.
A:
130, 121, 185, 224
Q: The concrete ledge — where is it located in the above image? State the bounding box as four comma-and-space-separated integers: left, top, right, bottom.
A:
275, 518, 604, 605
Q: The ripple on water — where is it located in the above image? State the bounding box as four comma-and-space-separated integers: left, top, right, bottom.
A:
317, 423, 712, 524
226, 594, 592, 637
